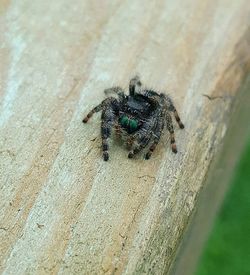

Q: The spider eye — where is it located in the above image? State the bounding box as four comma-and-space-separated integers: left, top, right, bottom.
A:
120, 116, 129, 127
129, 119, 138, 131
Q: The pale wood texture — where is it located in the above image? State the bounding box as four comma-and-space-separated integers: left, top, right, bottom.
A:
0, 1, 249, 274
170, 75, 250, 275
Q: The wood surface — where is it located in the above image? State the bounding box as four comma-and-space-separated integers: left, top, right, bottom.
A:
0, 0, 250, 274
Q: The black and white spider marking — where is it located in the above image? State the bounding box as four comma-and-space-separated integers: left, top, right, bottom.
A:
83, 76, 184, 161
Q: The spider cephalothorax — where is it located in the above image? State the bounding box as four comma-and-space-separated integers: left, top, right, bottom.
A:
83, 76, 184, 161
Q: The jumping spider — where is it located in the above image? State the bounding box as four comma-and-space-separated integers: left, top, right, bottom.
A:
83, 76, 184, 161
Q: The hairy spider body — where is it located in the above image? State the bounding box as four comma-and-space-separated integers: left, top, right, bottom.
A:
83, 76, 184, 161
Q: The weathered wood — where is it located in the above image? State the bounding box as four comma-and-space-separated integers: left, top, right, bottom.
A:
0, 1, 249, 274
170, 75, 250, 275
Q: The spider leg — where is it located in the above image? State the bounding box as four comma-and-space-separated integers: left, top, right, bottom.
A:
82, 104, 103, 123
104, 86, 126, 101
166, 112, 178, 153
101, 104, 117, 161
145, 114, 164, 159
163, 95, 184, 129
82, 97, 116, 123
114, 122, 122, 139
128, 131, 153, 158
127, 116, 157, 158
129, 75, 142, 96
171, 107, 184, 129
83, 97, 118, 161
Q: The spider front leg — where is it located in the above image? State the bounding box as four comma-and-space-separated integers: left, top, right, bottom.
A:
83, 97, 118, 161
166, 112, 178, 153
101, 107, 117, 161
127, 132, 152, 158
127, 118, 157, 158
145, 115, 164, 159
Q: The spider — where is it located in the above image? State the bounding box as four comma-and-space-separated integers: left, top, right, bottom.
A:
82, 76, 184, 161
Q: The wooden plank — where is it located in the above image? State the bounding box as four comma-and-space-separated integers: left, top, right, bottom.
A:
170, 75, 250, 275
0, 0, 249, 274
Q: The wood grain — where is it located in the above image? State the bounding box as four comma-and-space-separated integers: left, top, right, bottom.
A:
0, 0, 249, 274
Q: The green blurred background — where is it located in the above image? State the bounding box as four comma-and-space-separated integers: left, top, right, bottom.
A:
195, 139, 250, 275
